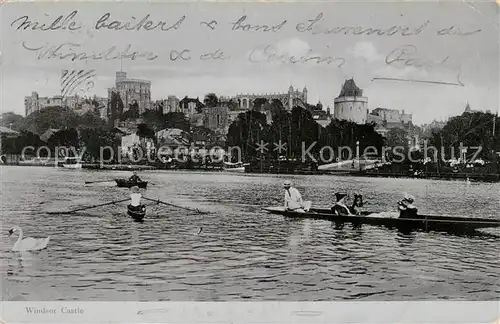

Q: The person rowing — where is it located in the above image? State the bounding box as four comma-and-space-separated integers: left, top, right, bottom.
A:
397, 194, 419, 219
129, 171, 142, 183
283, 180, 311, 213
128, 186, 143, 211
331, 192, 353, 216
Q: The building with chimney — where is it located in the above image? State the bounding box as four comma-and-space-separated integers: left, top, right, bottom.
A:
333, 79, 368, 124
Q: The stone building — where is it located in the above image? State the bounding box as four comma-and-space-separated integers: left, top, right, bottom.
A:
24, 92, 63, 116
154, 96, 181, 114
107, 71, 151, 115
333, 79, 368, 124
233, 85, 308, 111
165, 96, 180, 114
367, 108, 413, 127
179, 96, 204, 116
24, 92, 106, 117
203, 106, 229, 133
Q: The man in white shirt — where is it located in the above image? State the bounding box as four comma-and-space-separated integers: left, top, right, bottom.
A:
130, 186, 142, 208
283, 180, 311, 212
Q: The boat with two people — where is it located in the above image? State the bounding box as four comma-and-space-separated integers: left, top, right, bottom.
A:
264, 184, 500, 235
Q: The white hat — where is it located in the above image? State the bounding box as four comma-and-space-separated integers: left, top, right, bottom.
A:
403, 193, 415, 203
283, 180, 292, 186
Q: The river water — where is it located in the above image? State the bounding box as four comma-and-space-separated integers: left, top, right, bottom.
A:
1, 166, 499, 301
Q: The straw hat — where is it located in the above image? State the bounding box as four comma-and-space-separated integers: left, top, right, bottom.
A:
402, 193, 415, 204
283, 180, 292, 187
335, 192, 347, 202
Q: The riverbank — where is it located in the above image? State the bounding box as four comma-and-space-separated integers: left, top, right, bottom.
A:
2, 161, 498, 182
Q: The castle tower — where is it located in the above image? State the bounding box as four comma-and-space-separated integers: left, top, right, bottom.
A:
116, 71, 127, 84
303, 86, 308, 103
333, 78, 368, 124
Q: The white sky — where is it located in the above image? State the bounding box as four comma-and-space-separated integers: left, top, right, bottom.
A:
1, 1, 498, 124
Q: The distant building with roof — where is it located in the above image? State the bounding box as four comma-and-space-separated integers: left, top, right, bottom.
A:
179, 97, 204, 116
333, 78, 368, 124
24, 92, 106, 117
367, 108, 413, 128
463, 102, 478, 114
0, 126, 20, 138
233, 85, 308, 111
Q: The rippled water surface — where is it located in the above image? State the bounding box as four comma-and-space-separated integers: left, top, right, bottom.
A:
1, 166, 499, 301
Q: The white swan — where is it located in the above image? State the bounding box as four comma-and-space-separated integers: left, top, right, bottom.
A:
8, 226, 50, 252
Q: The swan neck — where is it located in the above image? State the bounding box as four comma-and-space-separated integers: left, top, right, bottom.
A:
16, 228, 23, 245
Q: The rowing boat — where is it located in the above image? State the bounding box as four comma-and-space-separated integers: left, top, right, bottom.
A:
263, 206, 500, 234
115, 179, 148, 188
127, 204, 146, 222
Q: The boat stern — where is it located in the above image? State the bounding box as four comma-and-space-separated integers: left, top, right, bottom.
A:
263, 206, 286, 213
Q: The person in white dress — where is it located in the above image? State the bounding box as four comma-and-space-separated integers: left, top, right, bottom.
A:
283, 180, 311, 212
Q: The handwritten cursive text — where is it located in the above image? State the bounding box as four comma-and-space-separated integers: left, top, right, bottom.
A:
21, 42, 159, 61
297, 13, 430, 36
11, 11, 82, 31
248, 44, 345, 66
437, 25, 481, 36
95, 13, 186, 31
230, 15, 287, 32
385, 45, 449, 68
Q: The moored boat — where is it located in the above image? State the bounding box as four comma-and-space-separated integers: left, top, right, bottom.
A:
127, 204, 146, 222
115, 179, 148, 188
62, 157, 82, 169
223, 162, 246, 173
263, 206, 500, 234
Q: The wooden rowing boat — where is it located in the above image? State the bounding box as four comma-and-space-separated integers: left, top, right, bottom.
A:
115, 179, 148, 188
263, 206, 500, 234
127, 204, 146, 222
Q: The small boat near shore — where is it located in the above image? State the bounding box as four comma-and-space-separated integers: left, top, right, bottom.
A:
115, 179, 148, 188
127, 204, 146, 222
223, 162, 247, 173
263, 206, 500, 234
62, 157, 82, 169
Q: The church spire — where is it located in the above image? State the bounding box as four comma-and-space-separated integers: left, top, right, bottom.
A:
464, 101, 472, 113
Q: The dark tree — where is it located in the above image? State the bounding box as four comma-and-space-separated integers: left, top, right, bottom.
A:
20, 106, 80, 135
164, 112, 191, 132
252, 98, 268, 112
203, 93, 219, 108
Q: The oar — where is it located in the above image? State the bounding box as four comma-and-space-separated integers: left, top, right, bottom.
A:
47, 198, 129, 214
85, 180, 115, 184
143, 196, 210, 214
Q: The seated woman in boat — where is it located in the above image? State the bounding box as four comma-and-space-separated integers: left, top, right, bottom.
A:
331, 192, 353, 216
128, 186, 143, 211
129, 171, 142, 183
283, 180, 311, 213
397, 195, 419, 219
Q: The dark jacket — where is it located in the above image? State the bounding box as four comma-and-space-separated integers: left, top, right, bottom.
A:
129, 175, 142, 182
398, 204, 419, 219
331, 203, 351, 216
